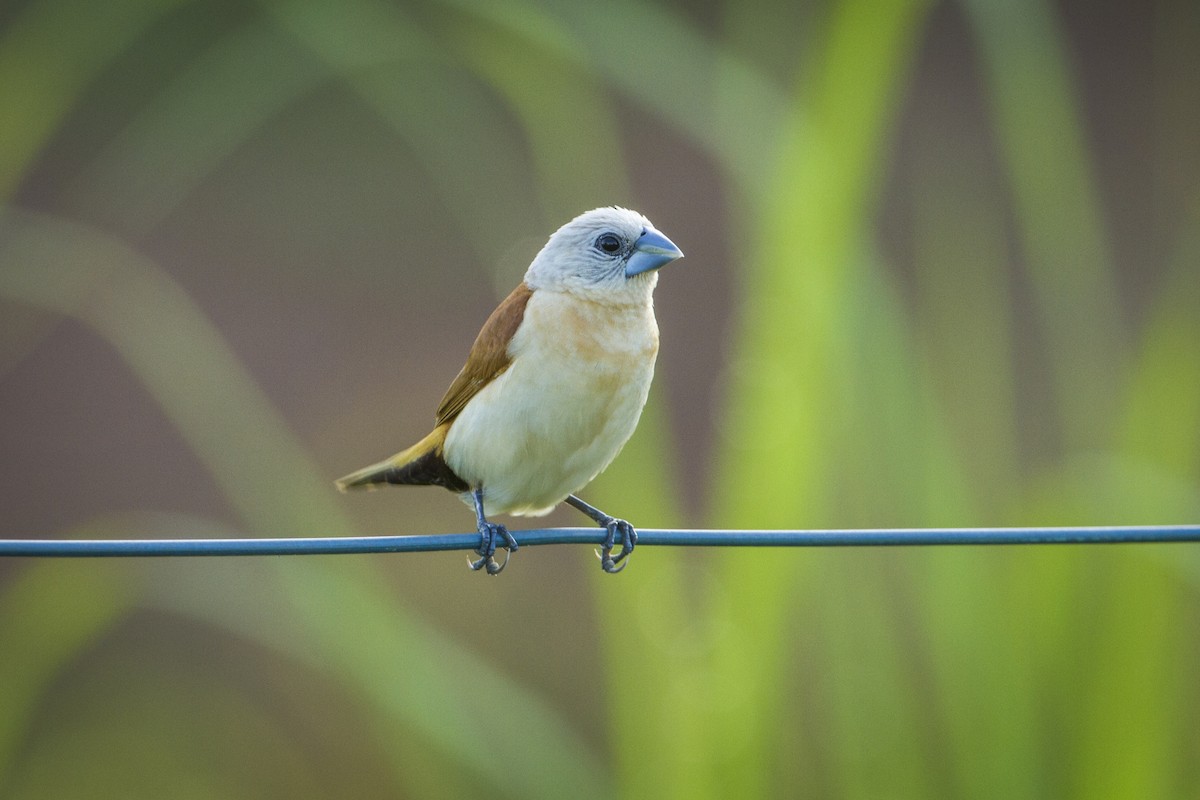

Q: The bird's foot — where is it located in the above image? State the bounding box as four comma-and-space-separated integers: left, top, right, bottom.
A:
468, 520, 518, 575
595, 517, 637, 574
565, 495, 637, 574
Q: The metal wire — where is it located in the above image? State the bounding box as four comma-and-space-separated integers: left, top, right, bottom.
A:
1, 525, 1198, 557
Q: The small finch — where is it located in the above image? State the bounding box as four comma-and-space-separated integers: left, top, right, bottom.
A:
337, 207, 683, 574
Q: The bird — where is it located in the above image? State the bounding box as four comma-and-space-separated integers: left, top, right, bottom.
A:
336, 207, 684, 574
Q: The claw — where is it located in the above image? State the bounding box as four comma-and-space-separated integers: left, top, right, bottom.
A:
468, 521, 517, 575
468, 550, 510, 574
598, 518, 637, 575
468, 549, 504, 574
467, 552, 501, 573
596, 546, 629, 574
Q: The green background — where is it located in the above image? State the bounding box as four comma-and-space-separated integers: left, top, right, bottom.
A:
2, 0, 1198, 797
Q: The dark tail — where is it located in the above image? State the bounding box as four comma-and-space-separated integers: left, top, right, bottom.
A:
335, 425, 468, 492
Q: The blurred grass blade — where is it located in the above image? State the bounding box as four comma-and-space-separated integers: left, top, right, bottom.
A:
152, 556, 613, 800
66, 19, 328, 235
444, 0, 788, 189
1119, 194, 1200, 476
810, 554, 937, 799
1070, 553, 1191, 800
962, 0, 1125, 450
440, 5, 628, 220
910, 111, 1020, 514
0, 209, 342, 535
64, 0, 538, 265
709, 0, 934, 795
913, 549, 1043, 798
0, 0, 188, 200
268, 0, 542, 265
587, 394, 699, 800
0, 558, 137, 786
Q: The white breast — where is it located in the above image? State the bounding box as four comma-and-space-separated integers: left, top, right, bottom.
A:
443, 289, 659, 516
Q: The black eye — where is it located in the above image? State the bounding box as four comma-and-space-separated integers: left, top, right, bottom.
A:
595, 233, 622, 254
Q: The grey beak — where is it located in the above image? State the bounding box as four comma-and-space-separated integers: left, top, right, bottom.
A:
625, 228, 684, 278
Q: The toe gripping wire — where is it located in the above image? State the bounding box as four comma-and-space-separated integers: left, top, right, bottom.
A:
464, 490, 636, 575
468, 488, 518, 575
565, 495, 637, 573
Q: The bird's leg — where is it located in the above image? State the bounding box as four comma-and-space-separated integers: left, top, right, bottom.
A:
565, 495, 636, 574
468, 487, 518, 575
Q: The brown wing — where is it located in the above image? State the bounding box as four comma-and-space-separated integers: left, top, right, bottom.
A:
435, 282, 533, 426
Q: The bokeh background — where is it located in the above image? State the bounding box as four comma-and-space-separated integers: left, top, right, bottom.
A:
2, 0, 1199, 797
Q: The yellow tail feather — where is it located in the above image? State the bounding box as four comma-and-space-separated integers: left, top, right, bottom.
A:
335, 426, 460, 491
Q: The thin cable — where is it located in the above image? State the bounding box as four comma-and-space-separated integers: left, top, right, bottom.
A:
1, 525, 1198, 557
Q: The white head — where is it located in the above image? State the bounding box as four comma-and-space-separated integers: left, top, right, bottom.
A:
523, 207, 684, 301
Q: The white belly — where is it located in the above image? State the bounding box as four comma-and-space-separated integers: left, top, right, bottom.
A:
443, 290, 659, 516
